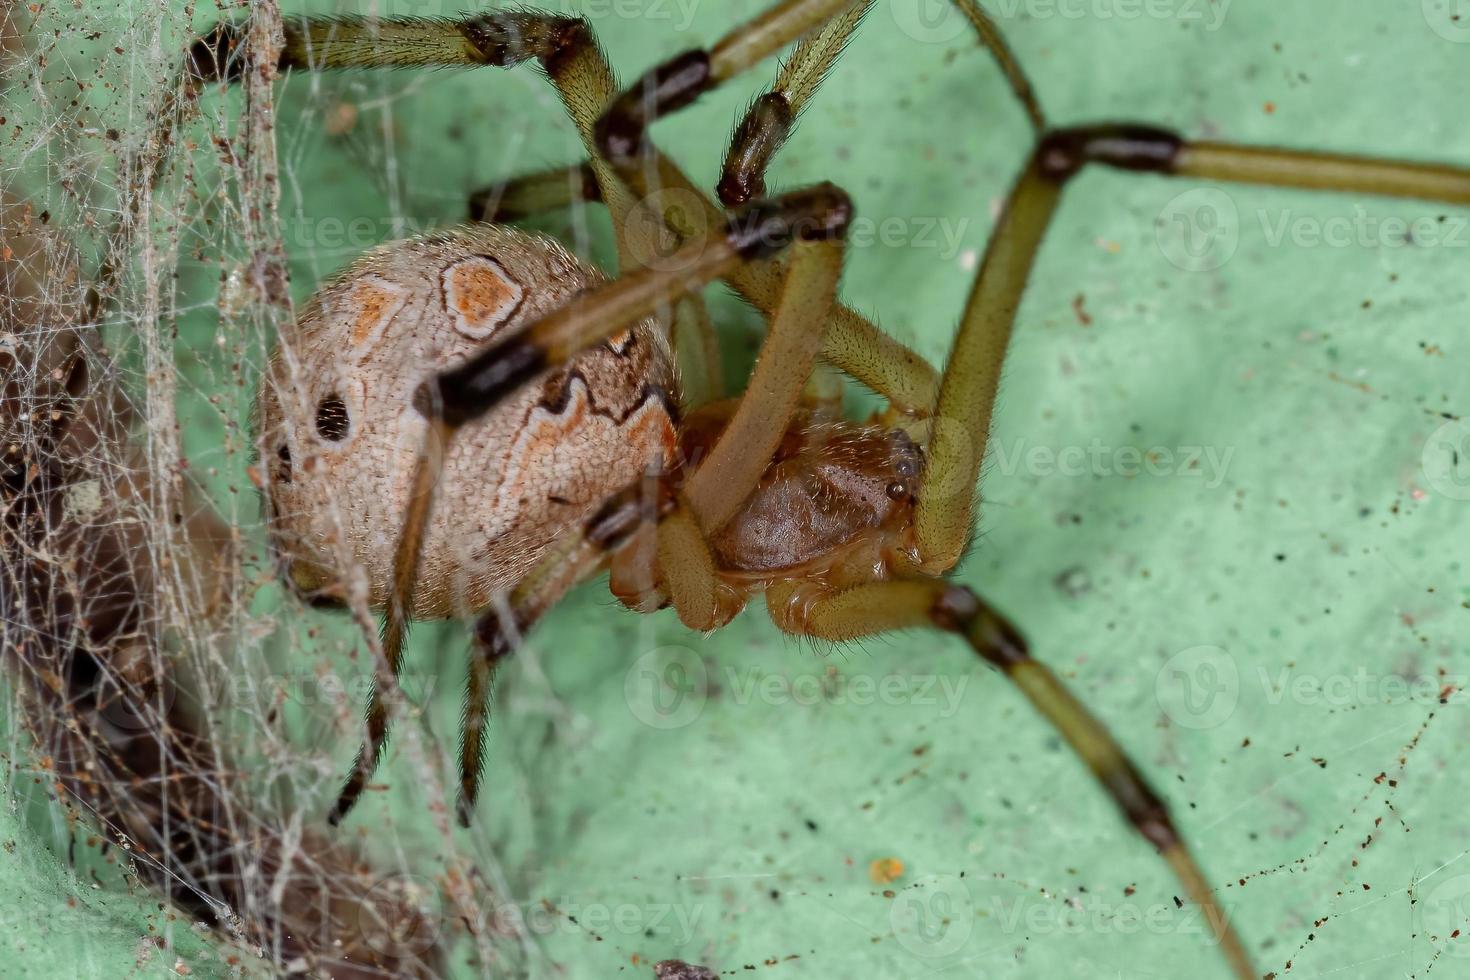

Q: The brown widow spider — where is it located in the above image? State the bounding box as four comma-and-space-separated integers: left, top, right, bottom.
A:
180, 2, 1470, 977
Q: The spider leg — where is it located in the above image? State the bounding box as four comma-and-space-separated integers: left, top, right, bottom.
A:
457, 530, 606, 827
467, 162, 602, 224
589, 0, 944, 415
764, 577, 1257, 979
191, 11, 656, 268
465, 167, 725, 409
445, 184, 851, 543
655, 506, 742, 631
594, 0, 862, 200
683, 224, 847, 533
913, 124, 1470, 573
191, 10, 937, 415
717, 1, 873, 206
425, 185, 848, 429
459, 470, 674, 823
465, 168, 726, 409
328, 186, 846, 823
716, 0, 1044, 207
460, 161, 935, 416
462, 155, 937, 416
632, 213, 854, 627
327, 414, 450, 826
947, 0, 1047, 132
1171, 141, 1470, 201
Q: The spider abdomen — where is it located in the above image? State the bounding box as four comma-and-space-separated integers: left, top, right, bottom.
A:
256, 225, 678, 618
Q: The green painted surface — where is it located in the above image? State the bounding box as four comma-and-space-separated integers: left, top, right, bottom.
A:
5, 1, 1470, 977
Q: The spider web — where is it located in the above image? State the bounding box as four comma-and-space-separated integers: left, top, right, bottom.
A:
1, 0, 706, 974
4, 2, 1470, 979
0, 1, 496, 975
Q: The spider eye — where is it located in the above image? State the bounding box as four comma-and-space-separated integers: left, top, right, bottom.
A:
315, 394, 350, 442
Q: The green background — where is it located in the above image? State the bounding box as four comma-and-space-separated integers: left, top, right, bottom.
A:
4, 1, 1470, 977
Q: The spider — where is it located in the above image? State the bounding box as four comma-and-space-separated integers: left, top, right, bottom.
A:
175, 2, 1470, 977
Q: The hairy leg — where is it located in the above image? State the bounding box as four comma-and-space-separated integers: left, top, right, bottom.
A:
912, 124, 1470, 573
765, 577, 1257, 980
467, 162, 601, 224
682, 226, 848, 534
456, 530, 607, 826
191, 11, 653, 268
469, 152, 938, 413
716, 0, 1043, 207
456, 468, 679, 824
324, 187, 845, 821
194, 7, 942, 415
717, 1, 873, 206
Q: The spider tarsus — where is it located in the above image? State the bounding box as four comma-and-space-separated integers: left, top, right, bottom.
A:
329, 740, 386, 825
718, 92, 793, 207
595, 49, 712, 163
1037, 123, 1184, 182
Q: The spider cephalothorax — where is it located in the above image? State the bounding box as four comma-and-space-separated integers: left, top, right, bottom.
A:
667, 403, 925, 613
179, 2, 1470, 977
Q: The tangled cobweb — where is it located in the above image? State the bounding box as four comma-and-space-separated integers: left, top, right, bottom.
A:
0, 1, 533, 974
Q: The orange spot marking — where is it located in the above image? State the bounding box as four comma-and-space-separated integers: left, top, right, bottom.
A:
483, 381, 676, 541
625, 392, 680, 469
443, 256, 524, 340
869, 857, 904, 885
344, 278, 407, 347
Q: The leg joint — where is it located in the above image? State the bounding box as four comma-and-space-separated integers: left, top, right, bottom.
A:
1036, 123, 1184, 182
726, 182, 854, 259
460, 12, 587, 68
473, 609, 527, 663
419, 340, 548, 430
595, 49, 713, 164
930, 584, 1029, 670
